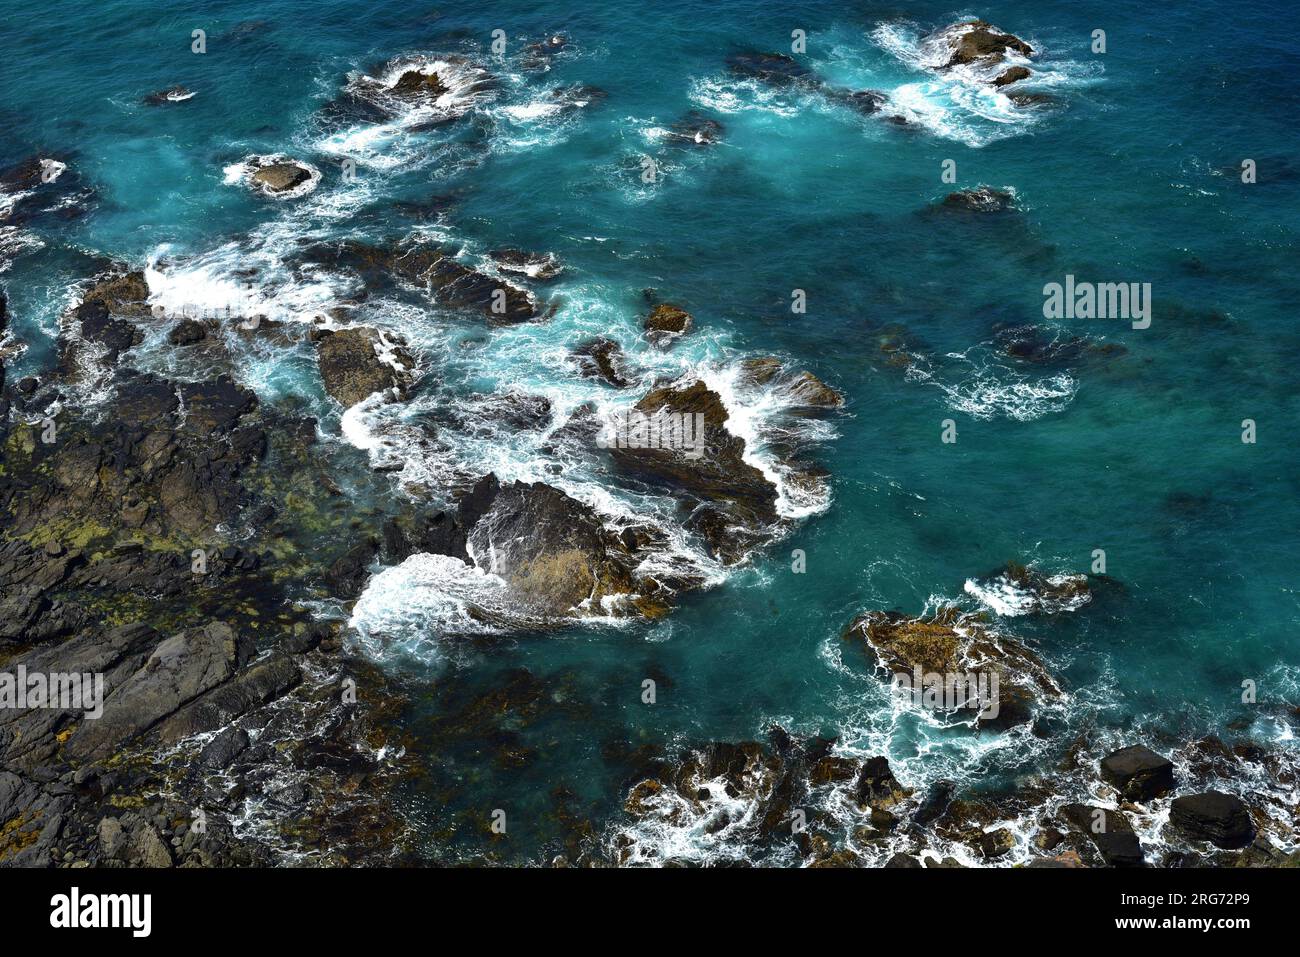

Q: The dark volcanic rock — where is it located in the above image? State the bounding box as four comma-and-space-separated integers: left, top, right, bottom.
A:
65, 622, 253, 763
315, 326, 415, 407
178, 376, 258, 437
1061, 804, 1145, 867
1100, 745, 1175, 802
572, 337, 631, 388
609, 379, 779, 564
198, 726, 250, 769
941, 186, 1016, 213
930, 20, 1034, 68
73, 300, 140, 363
1169, 792, 1255, 849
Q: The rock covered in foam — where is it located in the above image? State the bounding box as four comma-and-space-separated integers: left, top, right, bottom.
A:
142, 85, 195, 105
941, 185, 1016, 212
490, 248, 564, 281
841, 606, 1061, 728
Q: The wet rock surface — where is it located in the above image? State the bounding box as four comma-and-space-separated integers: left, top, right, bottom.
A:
930, 20, 1034, 69
610, 379, 779, 564
643, 303, 693, 347
0, 291, 420, 865
842, 607, 1061, 728
251, 162, 312, 193
1169, 791, 1255, 849
315, 326, 415, 407
1100, 745, 1175, 802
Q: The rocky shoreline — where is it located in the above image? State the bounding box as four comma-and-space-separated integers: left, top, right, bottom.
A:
2, 16, 1296, 870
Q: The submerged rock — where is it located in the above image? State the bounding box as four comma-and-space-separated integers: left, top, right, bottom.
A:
521, 33, 570, 70
994, 323, 1127, 366
964, 561, 1091, 615
941, 186, 1016, 213
665, 111, 724, 146
142, 85, 195, 105
726, 51, 814, 86
315, 326, 415, 407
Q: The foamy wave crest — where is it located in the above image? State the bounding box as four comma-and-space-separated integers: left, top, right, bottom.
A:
349, 553, 513, 657
688, 75, 804, 118
867, 21, 1100, 147
347, 55, 497, 125
964, 572, 1090, 617
907, 361, 1076, 421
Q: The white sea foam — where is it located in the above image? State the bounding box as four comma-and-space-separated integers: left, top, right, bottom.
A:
907, 359, 1077, 422
349, 552, 513, 656
964, 569, 1090, 617
865, 21, 1101, 147
688, 75, 804, 118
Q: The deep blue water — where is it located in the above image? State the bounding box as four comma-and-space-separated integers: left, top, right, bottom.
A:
2, 1, 1298, 864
